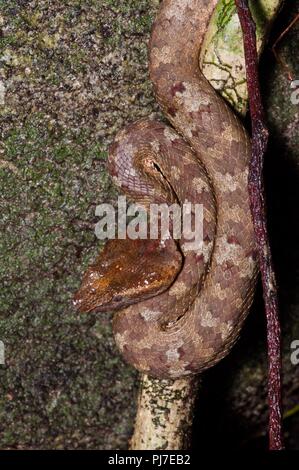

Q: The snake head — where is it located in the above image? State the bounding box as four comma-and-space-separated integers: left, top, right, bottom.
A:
73, 238, 182, 314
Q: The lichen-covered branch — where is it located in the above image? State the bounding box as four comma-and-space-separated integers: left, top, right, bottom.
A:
130, 375, 200, 450
200, 0, 282, 115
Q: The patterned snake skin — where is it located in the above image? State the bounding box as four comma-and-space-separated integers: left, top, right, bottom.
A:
74, 0, 259, 379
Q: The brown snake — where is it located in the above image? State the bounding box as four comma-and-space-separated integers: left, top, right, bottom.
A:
74, 0, 259, 379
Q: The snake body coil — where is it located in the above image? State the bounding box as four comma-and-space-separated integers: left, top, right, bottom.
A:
74, 0, 258, 379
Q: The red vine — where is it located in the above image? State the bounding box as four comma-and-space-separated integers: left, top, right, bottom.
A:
234, 0, 283, 450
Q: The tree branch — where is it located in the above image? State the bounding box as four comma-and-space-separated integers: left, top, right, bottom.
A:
130, 375, 200, 449
235, 0, 283, 451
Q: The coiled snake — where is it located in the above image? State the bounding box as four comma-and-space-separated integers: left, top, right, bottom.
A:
74, 0, 258, 379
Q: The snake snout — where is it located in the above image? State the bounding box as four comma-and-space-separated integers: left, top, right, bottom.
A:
73, 238, 183, 314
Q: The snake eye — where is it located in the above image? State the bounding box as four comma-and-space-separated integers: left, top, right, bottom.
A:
146, 159, 163, 176
141, 159, 162, 183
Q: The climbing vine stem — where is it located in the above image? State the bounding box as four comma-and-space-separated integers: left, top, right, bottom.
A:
235, 0, 283, 450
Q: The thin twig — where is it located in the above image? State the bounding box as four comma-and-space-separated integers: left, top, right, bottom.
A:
235, 0, 283, 450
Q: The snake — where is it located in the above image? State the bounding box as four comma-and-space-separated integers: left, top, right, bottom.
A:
73, 0, 259, 379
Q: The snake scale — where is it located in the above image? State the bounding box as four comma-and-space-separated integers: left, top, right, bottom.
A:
74, 0, 259, 379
